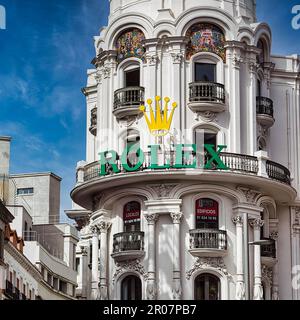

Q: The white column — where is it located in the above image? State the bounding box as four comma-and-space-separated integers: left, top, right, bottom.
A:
232, 215, 246, 300
250, 218, 264, 300
98, 221, 111, 300
170, 212, 183, 299
145, 213, 158, 300
270, 231, 279, 300
91, 226, 99, 300
291, 207, 300, 300
80, 246, 88, 299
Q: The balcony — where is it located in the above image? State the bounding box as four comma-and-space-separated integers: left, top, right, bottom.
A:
5, 280, 14, 299
256, 97, 275, 129
188, 82, 226, 116
73, 152, 295, 210
111, 231, 145, 262
261, 238, 277, 267
113, 86, 145, 121
189, 229, 227, 257
89, 107, 97, 136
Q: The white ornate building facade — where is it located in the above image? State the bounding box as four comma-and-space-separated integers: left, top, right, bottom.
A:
67, 0, 300, 300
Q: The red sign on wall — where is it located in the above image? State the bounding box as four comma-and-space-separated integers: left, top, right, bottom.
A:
123, 201, 141, 223
196, 198, 219, 224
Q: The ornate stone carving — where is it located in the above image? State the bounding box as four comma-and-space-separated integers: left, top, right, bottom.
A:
146, 280, 157, 300
144, 213, 159, 225
292, 207, 300, 226
196, 111, 217, 123
90, 225, 99, 235
146, 54, 159, 65
80, 246, 88, 256
232, 215, 243, 226
172, 278, 182, 300
103, 67, 111, 79
186, 258, 228, 280
249, 218, 264, 229
235, 282, 246, 300
150, 184, 177, 199
237, 187, 261, 204
270, 231, 279, 241
98, 285, 108, 300
232, 55, 243, 68
170, 212, 183, 224
98, 221, 111, 233
171, 52, 184, 64
112, 259, 148, 284
248, 60, 260, 74
262, 264, 273, 284
94, 69, 102, 84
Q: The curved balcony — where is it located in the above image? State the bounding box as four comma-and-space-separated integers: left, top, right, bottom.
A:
256, 97, 275, 129
113, 86, 144, 120
189, 229, 227, 257
261, 238, 277, 267
188, 82, 226, 115
72, 152, 295, 209
111, 231, 145, 262
89, 107, 97, 136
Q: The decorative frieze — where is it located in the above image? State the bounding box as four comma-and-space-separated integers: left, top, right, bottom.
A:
146, 54, 159, 65
171, 52, 184, 64
262, 264, 273, 284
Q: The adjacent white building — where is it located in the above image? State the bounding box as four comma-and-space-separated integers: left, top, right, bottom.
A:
0, 136, 79, 300
68, 0, 300, 300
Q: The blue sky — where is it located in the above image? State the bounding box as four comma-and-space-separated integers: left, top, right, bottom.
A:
0, 0, 299, 219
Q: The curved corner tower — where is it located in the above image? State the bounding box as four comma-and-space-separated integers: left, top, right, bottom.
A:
69, 0, 300, 301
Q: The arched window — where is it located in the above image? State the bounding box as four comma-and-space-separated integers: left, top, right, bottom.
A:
186, 23, 226, 62
123, 201, 141, 232
257, 39, 266, 64
195, 198, 219, 229
121, 275, 142, 300
116, 28, 146, 64
194, 274, 220, 300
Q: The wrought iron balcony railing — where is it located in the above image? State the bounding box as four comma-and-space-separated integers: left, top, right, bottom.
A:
113, 231, 144, 254
80, 152, 291, 186
189, 82, 225, 104
261, 238, 276, 258
256, 97, 274, 118
113, 86, 145, 110
189, 229, 227, 250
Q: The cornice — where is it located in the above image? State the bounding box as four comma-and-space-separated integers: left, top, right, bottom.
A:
4, 242, 42, 281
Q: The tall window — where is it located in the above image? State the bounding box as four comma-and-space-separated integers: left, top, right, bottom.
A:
123, 201, 141, 232
121, 275, 142, 300
0, 229, 4, 260
195, 198, 219, 229
125, 68, 140, 87
195, 63, 216, 82
194, 274, 220, 300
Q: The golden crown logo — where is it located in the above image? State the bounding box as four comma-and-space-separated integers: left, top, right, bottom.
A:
139, 96, 177, 136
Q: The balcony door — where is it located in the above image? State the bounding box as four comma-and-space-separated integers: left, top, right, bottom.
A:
125, 68, 140, 87
195, 63, 216, 82
123, 201, 141, 232
194, 274, 220, 300
121, 275, 142, 300
195, 198, 219, 229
